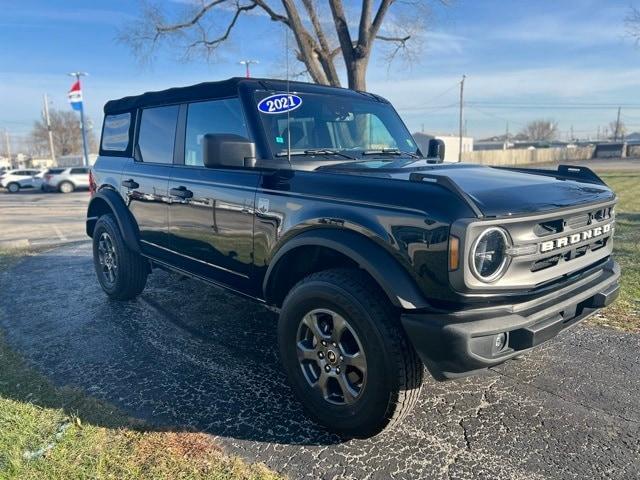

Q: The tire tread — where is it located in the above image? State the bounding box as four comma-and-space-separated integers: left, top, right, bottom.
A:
287, 268, 423, 435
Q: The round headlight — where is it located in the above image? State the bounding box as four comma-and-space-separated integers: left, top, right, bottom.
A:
471, 227, 510, 282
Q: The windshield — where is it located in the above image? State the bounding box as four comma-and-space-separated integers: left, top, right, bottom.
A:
255, 91, 419, 159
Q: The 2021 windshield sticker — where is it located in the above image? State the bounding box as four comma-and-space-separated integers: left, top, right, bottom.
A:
258, 94, 302, 114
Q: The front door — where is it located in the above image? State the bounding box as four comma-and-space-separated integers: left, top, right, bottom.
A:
167, 98, 260, 293
122, 104, 179, 258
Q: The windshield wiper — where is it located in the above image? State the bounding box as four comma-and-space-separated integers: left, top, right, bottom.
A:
275, 149, 356, 160
361, 148, 422, 159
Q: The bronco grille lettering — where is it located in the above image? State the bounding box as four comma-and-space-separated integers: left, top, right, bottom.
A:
539, 223, 612, 253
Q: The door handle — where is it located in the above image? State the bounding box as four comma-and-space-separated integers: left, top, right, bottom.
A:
122, 179, 139, 189
170, 186, 193, 199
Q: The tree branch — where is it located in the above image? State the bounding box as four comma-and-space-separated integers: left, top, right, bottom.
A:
154, 0, 230, 38
185, 2, 258, 53
301, 0, 340, 85
328, 0, 355, 62
369, 0, 394, 42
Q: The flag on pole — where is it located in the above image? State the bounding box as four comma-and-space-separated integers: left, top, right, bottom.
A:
68, 80, 83, 111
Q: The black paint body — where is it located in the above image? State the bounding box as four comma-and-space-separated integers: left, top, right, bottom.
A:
88, 77, 620, 379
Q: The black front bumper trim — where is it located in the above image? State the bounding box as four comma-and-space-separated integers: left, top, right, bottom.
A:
401, 259, 620, 380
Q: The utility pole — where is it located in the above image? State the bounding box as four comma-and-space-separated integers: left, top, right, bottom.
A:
68, 72, 89, 166
458, 74, 466, 162
43, 93, 56, 165
504, 122, 509, 150
614, 107, 621, 142
4, 130, 11, 168
239, 60, 259, 78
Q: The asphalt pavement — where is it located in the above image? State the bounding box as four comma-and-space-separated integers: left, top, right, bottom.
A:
0, 189, 88, 249
1, 242, 639, 479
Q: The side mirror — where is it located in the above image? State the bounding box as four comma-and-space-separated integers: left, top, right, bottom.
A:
203, 133, 256, 168
427, 139, 445, 162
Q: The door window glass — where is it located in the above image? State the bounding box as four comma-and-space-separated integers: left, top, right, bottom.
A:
184, 98, 248, 167
138, 105, 179, 164
70, 168, 88, 174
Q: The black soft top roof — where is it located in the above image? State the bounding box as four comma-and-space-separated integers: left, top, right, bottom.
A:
103, 77, 378, 115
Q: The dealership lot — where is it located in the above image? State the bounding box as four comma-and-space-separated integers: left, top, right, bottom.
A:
0, 190, 88, 248
1, 242, 639, 479
1, 161, 639, 479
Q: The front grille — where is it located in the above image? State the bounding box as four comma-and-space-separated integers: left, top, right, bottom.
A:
461, 200, 616, 290
526, 205, 614, 276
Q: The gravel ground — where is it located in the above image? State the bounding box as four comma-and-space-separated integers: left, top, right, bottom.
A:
1, 242, 639, 479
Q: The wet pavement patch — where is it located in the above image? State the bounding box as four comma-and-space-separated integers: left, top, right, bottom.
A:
1, 242, 639, 479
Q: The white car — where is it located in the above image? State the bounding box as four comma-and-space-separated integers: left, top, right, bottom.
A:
0, 169, 44, 193
41, 166, 91, 193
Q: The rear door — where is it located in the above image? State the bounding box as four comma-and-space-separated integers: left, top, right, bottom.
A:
122, 104, 179, 257
167, 98, 260, 293
69, 167, 90, 188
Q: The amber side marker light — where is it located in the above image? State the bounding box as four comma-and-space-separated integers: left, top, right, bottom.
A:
449, 235, 460, 271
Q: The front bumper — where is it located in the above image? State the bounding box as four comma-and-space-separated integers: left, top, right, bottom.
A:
401, 258, 620, 380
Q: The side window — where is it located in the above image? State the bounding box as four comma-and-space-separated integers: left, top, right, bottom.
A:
70, 168, 87, 175
101, 113, 131, 152
137, 105, 179, 164
184, 98, 248, 167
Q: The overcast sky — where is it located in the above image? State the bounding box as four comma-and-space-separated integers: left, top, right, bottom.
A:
1, 0, 639, 149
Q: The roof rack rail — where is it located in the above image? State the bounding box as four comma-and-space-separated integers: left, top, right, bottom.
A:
493, 164, 606, 186
409, 172, 484, 218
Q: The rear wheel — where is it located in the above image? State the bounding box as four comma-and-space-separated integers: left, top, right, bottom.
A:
59, 181, 74, 193
7, 183, 19, 193
92, 214, 148, 300
278, 268, 423, 438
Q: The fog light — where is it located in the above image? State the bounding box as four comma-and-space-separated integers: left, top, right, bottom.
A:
493, 332, 507, 352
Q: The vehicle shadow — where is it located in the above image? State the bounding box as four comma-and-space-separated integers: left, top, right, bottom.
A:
0, 246, 347, 446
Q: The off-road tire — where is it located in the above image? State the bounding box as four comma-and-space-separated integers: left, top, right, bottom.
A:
7, 183, 19, 193
59, 181, 74, 194
278, 268, 424, 438
92, 213, 148, 300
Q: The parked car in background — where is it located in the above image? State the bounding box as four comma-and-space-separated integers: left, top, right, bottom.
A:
42, 166, 91, 193
0, 169, 43, 193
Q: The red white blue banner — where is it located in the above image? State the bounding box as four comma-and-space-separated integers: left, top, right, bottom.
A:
68, 80, 83, 111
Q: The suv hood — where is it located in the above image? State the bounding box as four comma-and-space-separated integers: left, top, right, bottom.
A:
318, 160, 616, 217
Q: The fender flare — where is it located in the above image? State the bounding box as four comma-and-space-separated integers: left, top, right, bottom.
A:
263, 229, 429, 310
86, 189, 141, 253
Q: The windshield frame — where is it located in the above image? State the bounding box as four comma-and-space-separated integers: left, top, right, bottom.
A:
253, 89, 420, 161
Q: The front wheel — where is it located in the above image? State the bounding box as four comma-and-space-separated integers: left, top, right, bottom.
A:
92, 214, 148, 300
278, 268, 424, 438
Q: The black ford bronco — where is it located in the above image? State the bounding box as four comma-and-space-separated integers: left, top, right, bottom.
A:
88, 77, 619, 437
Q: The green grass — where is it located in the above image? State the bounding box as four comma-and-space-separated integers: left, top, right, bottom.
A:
0, 329, 281, 480
588, 171, 640, 332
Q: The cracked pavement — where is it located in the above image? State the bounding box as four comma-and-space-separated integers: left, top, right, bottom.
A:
1, 242, 639, 479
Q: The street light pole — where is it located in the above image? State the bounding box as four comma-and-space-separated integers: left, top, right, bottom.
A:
458, 74, 466, 163
68, 72, 89, 166
239, 60, 259, 78
43, 93, 56, 165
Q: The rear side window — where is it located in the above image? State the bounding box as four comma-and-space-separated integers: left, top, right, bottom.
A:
137, 106, 179, 164
70, 167, 88, 174
101, 113, 131, 152
184, 99, 248, 167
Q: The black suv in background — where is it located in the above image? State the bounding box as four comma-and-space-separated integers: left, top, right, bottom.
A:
87, 77, 619, 437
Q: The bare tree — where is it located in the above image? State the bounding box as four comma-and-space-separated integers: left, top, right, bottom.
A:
29, 109, 96, 158
608, 119, 626, 141
626, 6, 640, 43
519, 120, 558, 142
120, 0, 446, 91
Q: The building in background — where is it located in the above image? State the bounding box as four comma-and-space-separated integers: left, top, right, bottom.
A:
413, 132, 473, 163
